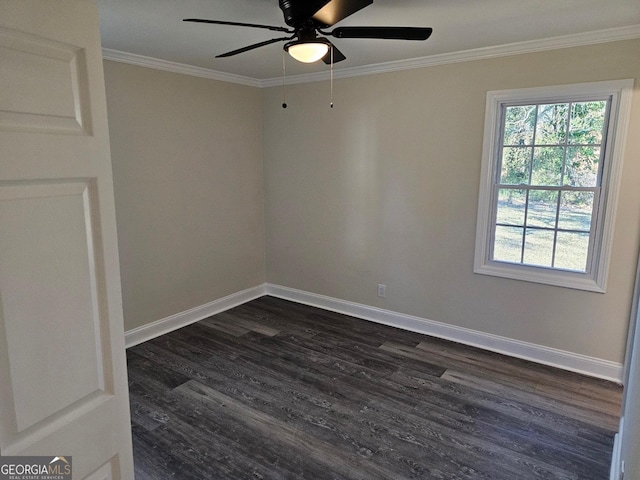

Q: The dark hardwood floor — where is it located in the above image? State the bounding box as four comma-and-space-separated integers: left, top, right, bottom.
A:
127, 296, 622, 479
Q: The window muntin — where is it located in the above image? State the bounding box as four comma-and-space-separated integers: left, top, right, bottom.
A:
491, 100, 609, 272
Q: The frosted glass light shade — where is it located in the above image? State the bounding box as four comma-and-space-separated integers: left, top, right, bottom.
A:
287, 42, 329, 63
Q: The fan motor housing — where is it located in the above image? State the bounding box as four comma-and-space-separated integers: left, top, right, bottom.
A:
279, 0, 301, 26
279, 0, 330, 27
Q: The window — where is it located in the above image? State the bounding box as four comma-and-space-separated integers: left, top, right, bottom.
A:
474, 80, 633, 292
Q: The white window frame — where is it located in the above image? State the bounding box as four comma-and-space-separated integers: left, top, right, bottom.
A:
474, 79, 634, 292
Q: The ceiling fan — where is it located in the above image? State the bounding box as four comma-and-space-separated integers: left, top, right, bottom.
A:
184, 0, 433, 64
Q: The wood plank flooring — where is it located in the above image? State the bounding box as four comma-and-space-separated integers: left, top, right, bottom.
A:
127, 296, 622, 479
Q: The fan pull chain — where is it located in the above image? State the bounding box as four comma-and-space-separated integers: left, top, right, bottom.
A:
281, 51, 287, 109
330, 46, 334, 108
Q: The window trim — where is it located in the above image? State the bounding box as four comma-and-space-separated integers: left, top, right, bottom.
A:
474, 79, 634, 292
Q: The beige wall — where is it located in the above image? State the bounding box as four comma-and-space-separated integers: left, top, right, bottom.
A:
262, 39, 640, 363
104, 61, 265, 331
103, 39, 639, 363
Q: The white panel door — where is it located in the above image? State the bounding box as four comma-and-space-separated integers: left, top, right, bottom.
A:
0, 1, 134, 478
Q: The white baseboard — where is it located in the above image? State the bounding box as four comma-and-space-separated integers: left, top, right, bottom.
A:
266, 283, 623, 383
124, 281, 623, 382
610, 417, 623, 480
124, 284, 267, 348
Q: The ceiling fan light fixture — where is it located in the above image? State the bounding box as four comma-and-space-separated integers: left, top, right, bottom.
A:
285, 40, 329, 63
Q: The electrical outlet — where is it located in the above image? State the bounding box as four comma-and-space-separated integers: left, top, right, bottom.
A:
377, 284, 386, 298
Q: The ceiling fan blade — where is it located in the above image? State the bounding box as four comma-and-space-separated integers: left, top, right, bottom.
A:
329, 26, 433, 40
216, 36, 292, 58
321, 42, 347, 64
312, 0, 373, 27
184, 18, 292, 33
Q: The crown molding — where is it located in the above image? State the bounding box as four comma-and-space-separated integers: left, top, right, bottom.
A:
102, 24, 640, 89
101, 48, 261, 88
260, 24, 640, 87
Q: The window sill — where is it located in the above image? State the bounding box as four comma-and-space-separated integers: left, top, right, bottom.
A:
474, 261, 606, 293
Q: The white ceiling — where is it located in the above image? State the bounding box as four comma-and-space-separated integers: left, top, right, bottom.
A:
97, 0, 640, 81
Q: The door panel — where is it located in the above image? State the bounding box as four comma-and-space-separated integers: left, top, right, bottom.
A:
0, 27, 91, 134
0, 181, 107, 432
0, 1, 134, 478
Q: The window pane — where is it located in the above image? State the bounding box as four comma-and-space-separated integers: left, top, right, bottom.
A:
526, 190, 559, 228
535, 103, 569, 145
493, 226, 523, 263
496, 189, 526, 225
504, 105, 536, 146
554, 231, 589, 272
569, 101, 607, 145
523, 228, 554, 267
563, 146, 600, 187
532, 147, 564, 186
500, 147, 531, 184
558, 191, 594, 232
